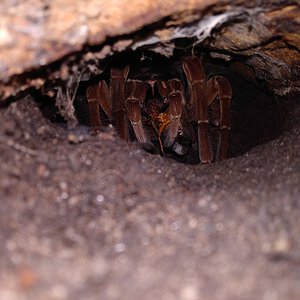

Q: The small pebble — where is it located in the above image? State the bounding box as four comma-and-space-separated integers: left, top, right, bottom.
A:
19, 267, 38, 290
96, 194, 105, 203
67, 133, 78, 144
36, 164, 50, 178
4, 120, 16, 136
114, 243, 126, 253
273, 236, 291, 253
180, 285, 199, 300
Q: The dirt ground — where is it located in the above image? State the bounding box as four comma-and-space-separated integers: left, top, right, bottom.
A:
0, 96, 299, 300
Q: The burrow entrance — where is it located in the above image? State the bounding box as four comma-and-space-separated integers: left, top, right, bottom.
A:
34, 46, 289, 164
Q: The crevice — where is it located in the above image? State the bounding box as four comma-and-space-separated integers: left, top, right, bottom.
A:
30, 46, 294, 165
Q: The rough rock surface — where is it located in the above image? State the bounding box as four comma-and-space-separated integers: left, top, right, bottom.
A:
0, 0, 299, 99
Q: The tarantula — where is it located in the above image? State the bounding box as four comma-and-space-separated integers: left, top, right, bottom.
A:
86, 56, 232, 163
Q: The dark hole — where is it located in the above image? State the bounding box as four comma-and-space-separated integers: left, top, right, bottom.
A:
35, 47, 288, 164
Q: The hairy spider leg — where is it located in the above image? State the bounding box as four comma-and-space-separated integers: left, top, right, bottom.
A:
125, 80, 149, 144
183, 56, 213, 163
164, 79, 184, 148
86, 85, 101, 133
86, 81, 112, 134
111, 66, 130, 141
206, 76, 232, 160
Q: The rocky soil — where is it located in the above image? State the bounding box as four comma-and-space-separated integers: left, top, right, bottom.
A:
0, 95, 299, 300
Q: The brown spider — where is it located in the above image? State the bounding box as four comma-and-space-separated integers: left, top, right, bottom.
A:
86, 56, 232, 163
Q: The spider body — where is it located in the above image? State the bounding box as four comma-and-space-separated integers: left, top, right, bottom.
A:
86, 56, 232, 163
